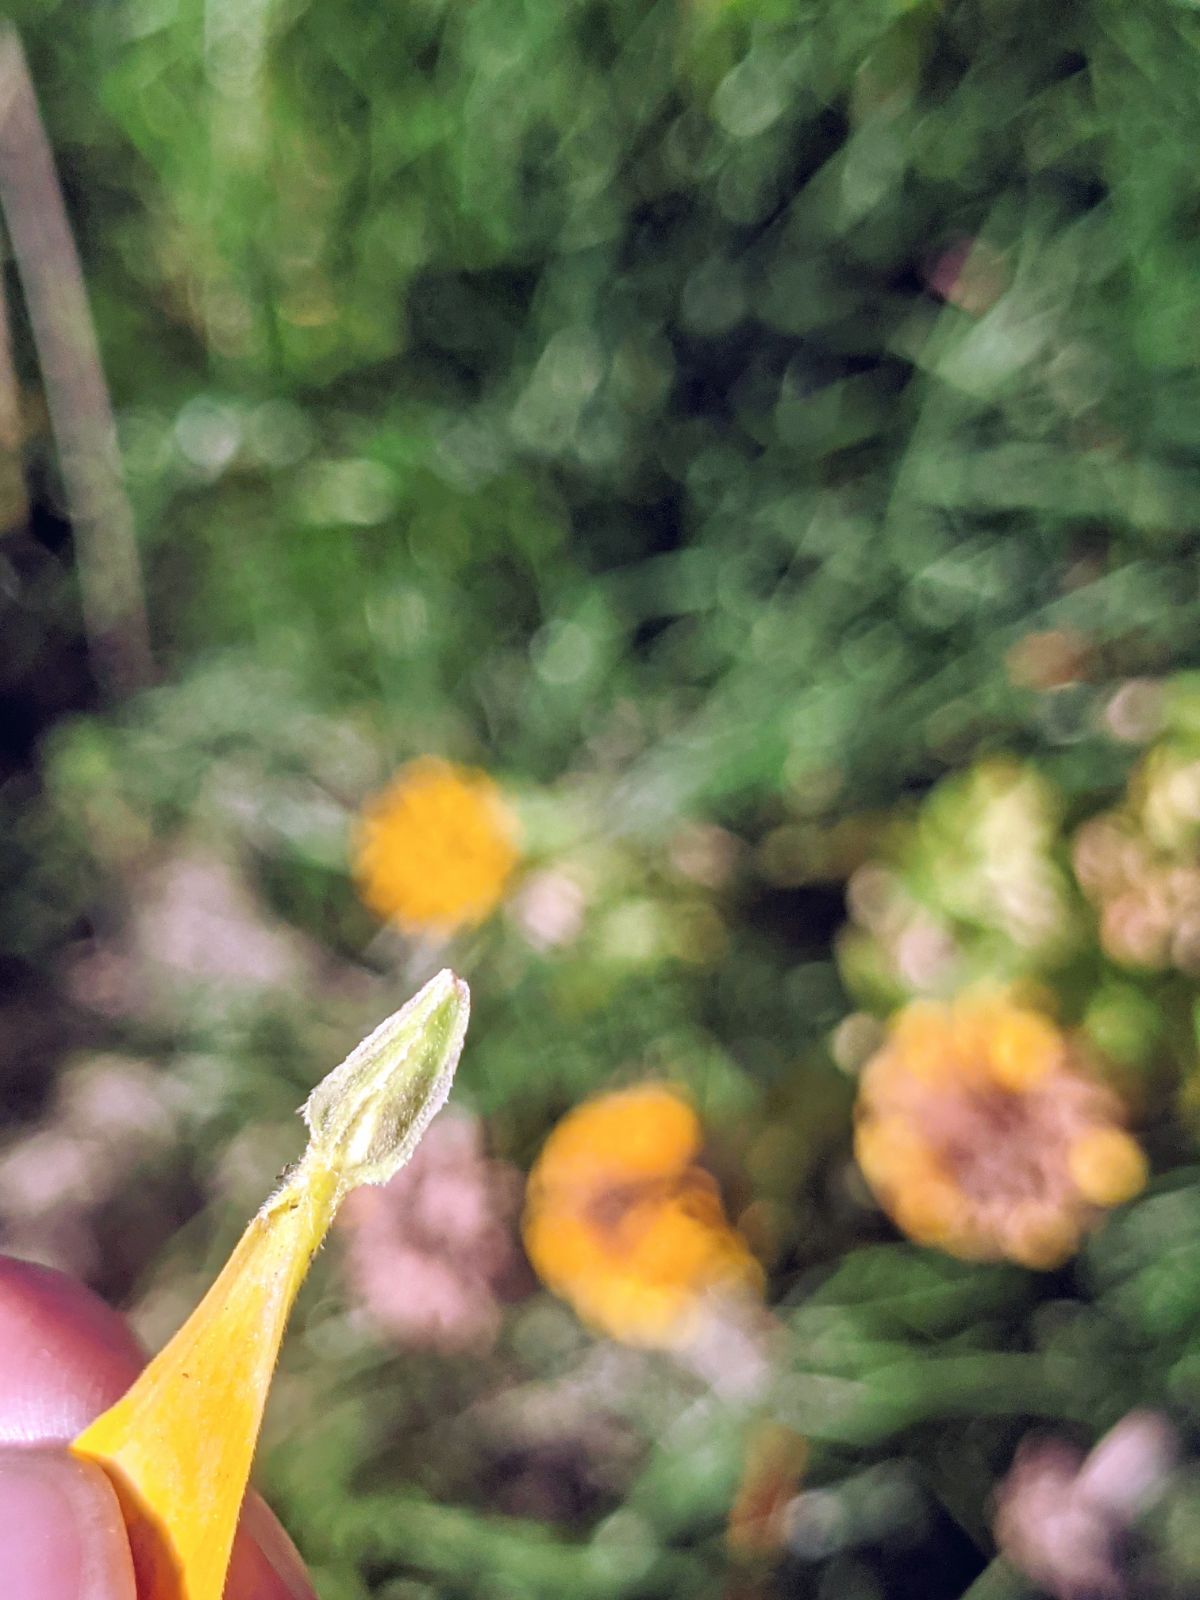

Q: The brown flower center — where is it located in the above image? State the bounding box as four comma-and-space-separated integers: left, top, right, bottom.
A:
932, 1084, 1065, 1213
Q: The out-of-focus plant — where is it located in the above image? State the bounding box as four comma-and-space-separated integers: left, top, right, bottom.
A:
10, 2, 1200, 1597
832, 733, 1200, 1103
838, 760, 1083, 1010
1074, 678, 1200, 979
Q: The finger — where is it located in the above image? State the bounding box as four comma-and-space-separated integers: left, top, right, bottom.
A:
0, 1448, 136, 1600
0, 1257, 318, 1600
228, 1493, 319, 1600
0, 1258, 144, 1443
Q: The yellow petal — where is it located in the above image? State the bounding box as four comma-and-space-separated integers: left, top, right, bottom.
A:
1067, 1125, 1148, 1208
72, 969, 470, 1600
985, 1008, 1062, 1092
1003, 1202, 1080, 1270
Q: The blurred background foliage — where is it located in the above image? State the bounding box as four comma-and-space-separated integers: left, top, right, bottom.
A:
4, 0, 1200, 1595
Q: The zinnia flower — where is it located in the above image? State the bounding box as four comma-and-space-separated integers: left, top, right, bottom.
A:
522, 1085, 762, 1348
354, 757, 518, 936
854, 996, 1147, 1268
71, 971, 470, 1600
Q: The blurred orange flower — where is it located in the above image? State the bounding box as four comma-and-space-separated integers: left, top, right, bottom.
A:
854, 996, 1147, 1269
523, 1085, 763, 1347
354, 757, 519, 936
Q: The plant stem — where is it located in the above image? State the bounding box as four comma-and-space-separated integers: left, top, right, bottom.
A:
0, 24, 151, 696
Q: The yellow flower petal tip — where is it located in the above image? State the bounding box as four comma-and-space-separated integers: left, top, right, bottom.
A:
71, 969, 471, 1600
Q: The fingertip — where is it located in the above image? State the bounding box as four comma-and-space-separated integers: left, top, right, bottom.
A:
228, 1493, 320, 1600
0, 1256, 318, 1598
0, 1447, 137, 1600
0, 1256, 145, 1442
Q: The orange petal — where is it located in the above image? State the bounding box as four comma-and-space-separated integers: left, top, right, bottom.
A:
1067, 1126, 1148, 1208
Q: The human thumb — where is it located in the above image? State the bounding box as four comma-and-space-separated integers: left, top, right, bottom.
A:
0, 1447, 136, 1600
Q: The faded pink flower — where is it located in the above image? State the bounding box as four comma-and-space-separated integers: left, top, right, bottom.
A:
669, 823, 740, 889
65, 844, 314, 1020
0, 1054, 177, 1280
926, 238, 1007, 316
511, 870, 587, 951
337, 1108, 526, 1353
994, 1413, 1178, 1600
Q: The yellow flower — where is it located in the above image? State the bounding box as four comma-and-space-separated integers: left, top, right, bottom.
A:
354, 757, 518, 936
854, 995, 1147, 1269
72, 971, 470, 1600
523, 1085, 762, 1347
